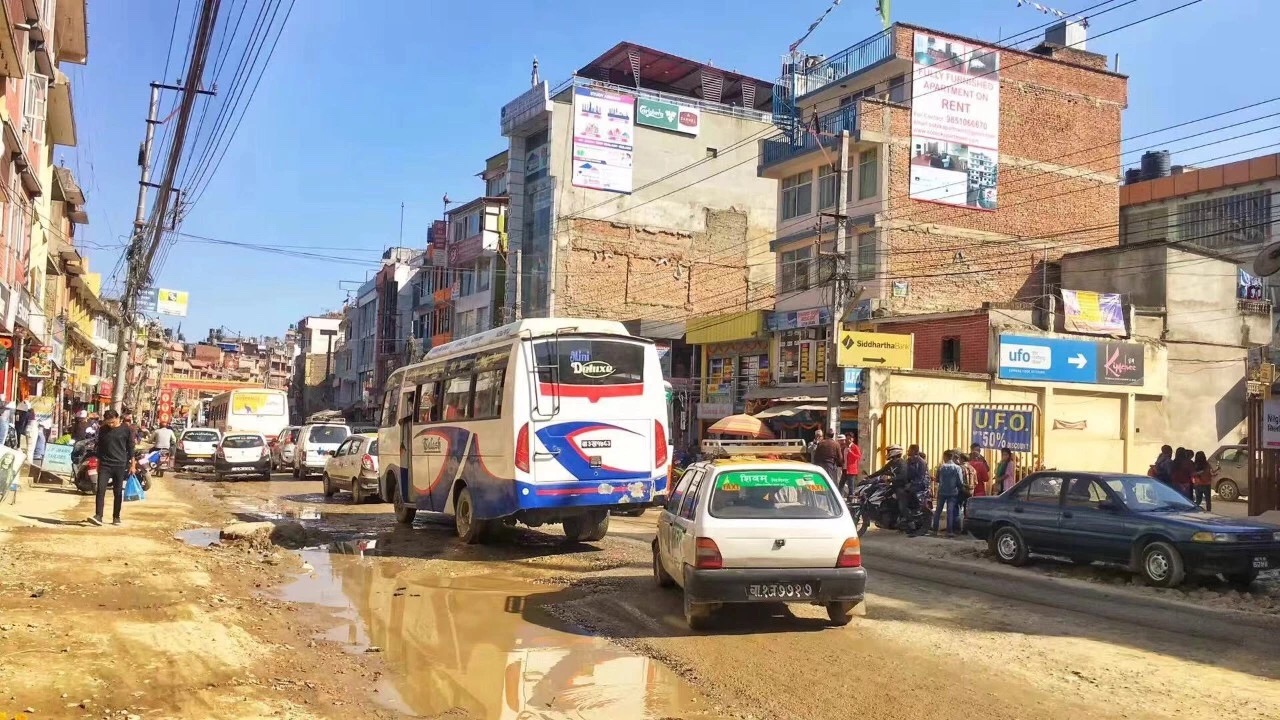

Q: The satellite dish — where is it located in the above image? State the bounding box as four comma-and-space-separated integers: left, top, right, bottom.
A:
1254, 241, 1280, 278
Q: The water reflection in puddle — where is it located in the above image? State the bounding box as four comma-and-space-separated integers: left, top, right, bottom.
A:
280, 548, 726, 719
174, 527, 221, 547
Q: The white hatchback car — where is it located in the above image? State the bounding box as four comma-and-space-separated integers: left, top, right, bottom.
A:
322, 433, 380, 504
293, 422, 351, 479
215, 432, 272, 481
653, 439, 866, 630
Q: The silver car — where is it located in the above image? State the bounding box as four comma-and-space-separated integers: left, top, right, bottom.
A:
1209, 444, 1248, 501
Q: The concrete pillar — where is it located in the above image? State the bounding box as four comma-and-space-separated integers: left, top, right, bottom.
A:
1122, 392, 1135, 473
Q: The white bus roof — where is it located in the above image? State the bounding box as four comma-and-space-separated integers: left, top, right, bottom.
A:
419, 318, 636, 364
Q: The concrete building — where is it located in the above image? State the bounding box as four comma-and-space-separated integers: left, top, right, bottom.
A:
290, 315, 341, 420
499, 42, 780, 329
760, 21, 1127, 327
447, 195, 508, 338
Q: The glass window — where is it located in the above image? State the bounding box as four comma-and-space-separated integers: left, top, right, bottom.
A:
1024, 475, 1063, 504
334, 439, 354, 456
856, 232, 876, 281
308, 425, 349, 444
888, 74, 908, 103
182, 430, 219, 443
533, 338, 645, 386
1065, 477, 1109, 507
442, 376, 474, 421
222, 435, 264, 448
415, 382, 438, 423
709, 469, 841, 519
1220, 448, 1245, 463
471, 369, 505, 420
858, 148, 878, 201
476, 257, 491, 293
368, 440, 379, 455
668, 468, 698, 513
817, 164, 838, 210
781, 171, 813, 220
1102, 474, 1197, 512
679, 469, 708, 520
381, 389, 397, 423
779, 246, 813, 293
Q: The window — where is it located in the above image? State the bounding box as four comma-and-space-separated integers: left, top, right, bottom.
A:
1025, 475, 1063, 504
415, 382, 438, 423
857, 148, 878, 200
1064, 477, 1109, 507
381, 389, 398, 422
678, 469, 708, 520
1219, 448, 1245, 464
1175, 190, 1272, 249
476, 257, 491, 293
941, 337, 960, 370
442, 375, 474, 420
781, 171, 812, 220
668, 468, 698, 513
308, 425, 349, 444
856, 232, 876, 281
888, 74, 908, 103
779, 246, 813, 293
705, 147, 718, 159
459, 270, 475, 296
709, 469, 842, 519
24, 73, 48, 145
470, 369, 505, 419
334, 439, 355, 456
818, 164, 838, 210
223, 435, 265, 449
533, 338, 645, 386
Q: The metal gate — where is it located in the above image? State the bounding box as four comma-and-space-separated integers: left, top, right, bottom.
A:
878, 402, 1042, 473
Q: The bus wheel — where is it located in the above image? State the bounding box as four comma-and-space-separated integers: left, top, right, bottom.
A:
564, 510, 609, 543
392, 477, 416, 525
454, 487, 489, 544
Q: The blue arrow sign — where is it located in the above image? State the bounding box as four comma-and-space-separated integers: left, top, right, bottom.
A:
997, 334, 1144, 386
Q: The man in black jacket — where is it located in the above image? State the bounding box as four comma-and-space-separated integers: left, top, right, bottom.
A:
89, 409, 135, 527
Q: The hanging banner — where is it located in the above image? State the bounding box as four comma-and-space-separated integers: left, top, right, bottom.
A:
571, 86, 635, 194
1264, 397, 1280, 449
908, 32, 1000, 209
139, 288, 190, 317
969, 407, 1034, 453
1239, 267, 1264, 300
1061, 289, 1127, 336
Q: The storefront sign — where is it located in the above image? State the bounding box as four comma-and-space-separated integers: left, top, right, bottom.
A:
635, 97, 701, 136
41, 442, 74, 476
909, 32, 1001, 209
970, 407, 1034, 453
501, 81, 550, 135
842, 368, 863, 394
571, 85, 635, 193
139, 287, 190, 317
1265, 398, 1280, 449
837, 330, 914, 370
998, 335, 1145, 386
698, 402, 733, 420
767, 308, 831, 331
24, 350, 51, 379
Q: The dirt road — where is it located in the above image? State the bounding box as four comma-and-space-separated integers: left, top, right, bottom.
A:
5, 472, 1280, 719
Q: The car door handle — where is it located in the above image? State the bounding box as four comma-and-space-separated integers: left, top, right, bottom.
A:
1061, 511, 1073, 519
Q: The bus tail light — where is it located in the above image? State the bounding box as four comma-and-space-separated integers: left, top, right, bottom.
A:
654, 420, 667, 468
695, 537, 723, 569
515, 423, 530, 473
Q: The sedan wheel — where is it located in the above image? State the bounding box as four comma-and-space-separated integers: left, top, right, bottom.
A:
653, 542, 674, 588
991, 526, 1029, 566
1140, 541, 1185, 588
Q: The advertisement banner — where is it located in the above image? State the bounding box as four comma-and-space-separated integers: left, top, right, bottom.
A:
1239, 267, 1264, 300
1266, 398, 1280, 449
500, 80, 550, 135
635, 97, 701, 136
970, 407, 1034, 453
140, 288, 189, 316
909, 32, 1000, 209
1061, 289, 1127, 336
571, 86, 635, 194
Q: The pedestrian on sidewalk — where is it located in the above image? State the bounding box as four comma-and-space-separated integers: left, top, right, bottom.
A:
1192, 450, 1213, 511
1172, 447, 1194, 499
957, 452, 976, 513
1151, 445, 1173, 485
996, 448, 1017, 494
88, 409, 135, 527
842, 432, 862, 499
812, 431, 845, 494
932, 450, 963, 537
969, 443, 990, 496
808, 429, 825, 463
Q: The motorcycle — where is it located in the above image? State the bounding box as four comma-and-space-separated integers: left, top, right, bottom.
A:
151, 448, 172, 478
71, 437, 98, 495
132, 449, 153, 492
850, 474, 933, 535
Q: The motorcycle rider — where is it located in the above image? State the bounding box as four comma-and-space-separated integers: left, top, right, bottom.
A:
901, 444, 930, 527
149, 421, 176, 452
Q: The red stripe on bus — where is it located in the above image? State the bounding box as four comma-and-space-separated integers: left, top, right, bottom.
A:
538, 382, 644, 402
535, 486, 625, 496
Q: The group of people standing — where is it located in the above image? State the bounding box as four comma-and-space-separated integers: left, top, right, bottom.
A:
1151, 445, 1215, 511
930, 444, 1018, 536
806, 429, 862, 499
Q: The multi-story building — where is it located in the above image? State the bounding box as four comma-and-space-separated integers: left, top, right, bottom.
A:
0, 0, 88, 412
447, 195, 508, 338
290, 314, 341, 421
499, 41, 780, 329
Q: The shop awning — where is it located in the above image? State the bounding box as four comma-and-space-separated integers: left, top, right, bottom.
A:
754, 403, 805, 419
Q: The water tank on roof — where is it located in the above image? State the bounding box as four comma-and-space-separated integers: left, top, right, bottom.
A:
1140, 150, 1171, 180
1124, 168, 1143, 185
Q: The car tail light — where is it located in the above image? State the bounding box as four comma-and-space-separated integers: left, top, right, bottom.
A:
515, 423, 530, 473
695, 537, 723, 570
261, 446, 270, 459
836, 538, 862, 568
87, 457, 98, 471
361, 454, 375, 471
654, 420, 667, 468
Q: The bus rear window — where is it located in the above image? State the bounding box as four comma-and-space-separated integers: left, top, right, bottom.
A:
534, 339, 645, 386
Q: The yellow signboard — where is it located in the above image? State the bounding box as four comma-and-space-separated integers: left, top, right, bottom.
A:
837, 330, 914, 370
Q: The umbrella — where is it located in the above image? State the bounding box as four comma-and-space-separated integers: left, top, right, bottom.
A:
707, 413, 776, 439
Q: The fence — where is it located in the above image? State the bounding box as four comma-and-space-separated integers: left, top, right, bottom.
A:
877, 401, 1043, 477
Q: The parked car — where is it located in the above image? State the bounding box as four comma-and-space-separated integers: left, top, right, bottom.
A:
1208, 444, 1247, 501
175, 428, 222, 471
271, 426, 301, 471
322, 433, 380, 503
965, 471, 1280, 588
293, 422, 351, 479
215, 433, 272, 481
653, 439, 866, 630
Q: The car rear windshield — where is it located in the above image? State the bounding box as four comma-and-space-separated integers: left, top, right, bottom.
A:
709, 469, 841, 519
223, 436, 264, 448
533, 338, 645, 386
308, 425, 349, 443
184, 431, 218, 442
368, 440, 379, 455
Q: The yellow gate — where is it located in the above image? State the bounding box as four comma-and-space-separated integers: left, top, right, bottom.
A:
877, 402, 1043, 473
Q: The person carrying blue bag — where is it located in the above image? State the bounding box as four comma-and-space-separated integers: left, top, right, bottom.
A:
88, 409, 135, 527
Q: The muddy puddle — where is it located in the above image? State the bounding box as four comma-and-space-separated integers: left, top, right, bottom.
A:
279, 544, 729, 719
175, 527, 221, 547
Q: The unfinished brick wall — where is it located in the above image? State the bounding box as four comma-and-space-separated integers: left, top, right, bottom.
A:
557, 209, 774, 323
861, 27, 1126, 315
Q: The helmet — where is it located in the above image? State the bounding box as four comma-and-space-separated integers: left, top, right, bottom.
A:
886, 445, 904, 458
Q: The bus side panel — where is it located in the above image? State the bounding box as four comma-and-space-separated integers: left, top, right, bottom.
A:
457, 421, 518, 520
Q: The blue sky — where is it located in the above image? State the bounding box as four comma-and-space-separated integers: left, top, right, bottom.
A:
70, 0, 1277, 340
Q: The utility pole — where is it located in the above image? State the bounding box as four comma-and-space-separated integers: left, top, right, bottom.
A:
513, 248, 523, 321
820, 131, 859, 438
112, 0, 220, 411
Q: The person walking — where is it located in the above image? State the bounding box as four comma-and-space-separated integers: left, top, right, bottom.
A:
1192, 450, 1213, 511
88, 409, 135, 527
969, 443, 990, 497
996, 447, 1017, 494
843, 432, 862, 499
812, 431, 845, 495
932, 450, 963, 537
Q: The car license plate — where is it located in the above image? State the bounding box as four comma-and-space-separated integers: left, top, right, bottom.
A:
1253, 556, 1270, 569
747, 582, 817, 600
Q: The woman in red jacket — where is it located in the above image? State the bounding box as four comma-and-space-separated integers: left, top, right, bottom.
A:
842, 432, 862, 500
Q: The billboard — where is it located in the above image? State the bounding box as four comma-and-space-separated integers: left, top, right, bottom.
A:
635, 97, 701, 136
909, 32, 1000, 209
139, 287, 189, 317
571, 86, 634, 193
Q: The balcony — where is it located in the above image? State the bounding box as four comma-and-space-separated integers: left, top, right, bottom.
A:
795, 28, 897, 100
759, 104, 858, 174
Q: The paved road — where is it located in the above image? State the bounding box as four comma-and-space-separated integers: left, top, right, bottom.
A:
192, 471, 1280, 720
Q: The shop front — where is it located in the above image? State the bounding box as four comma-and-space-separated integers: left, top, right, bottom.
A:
686, 310, 770, 442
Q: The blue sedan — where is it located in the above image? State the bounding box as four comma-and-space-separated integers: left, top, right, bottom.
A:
964, 471, 1280, 588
